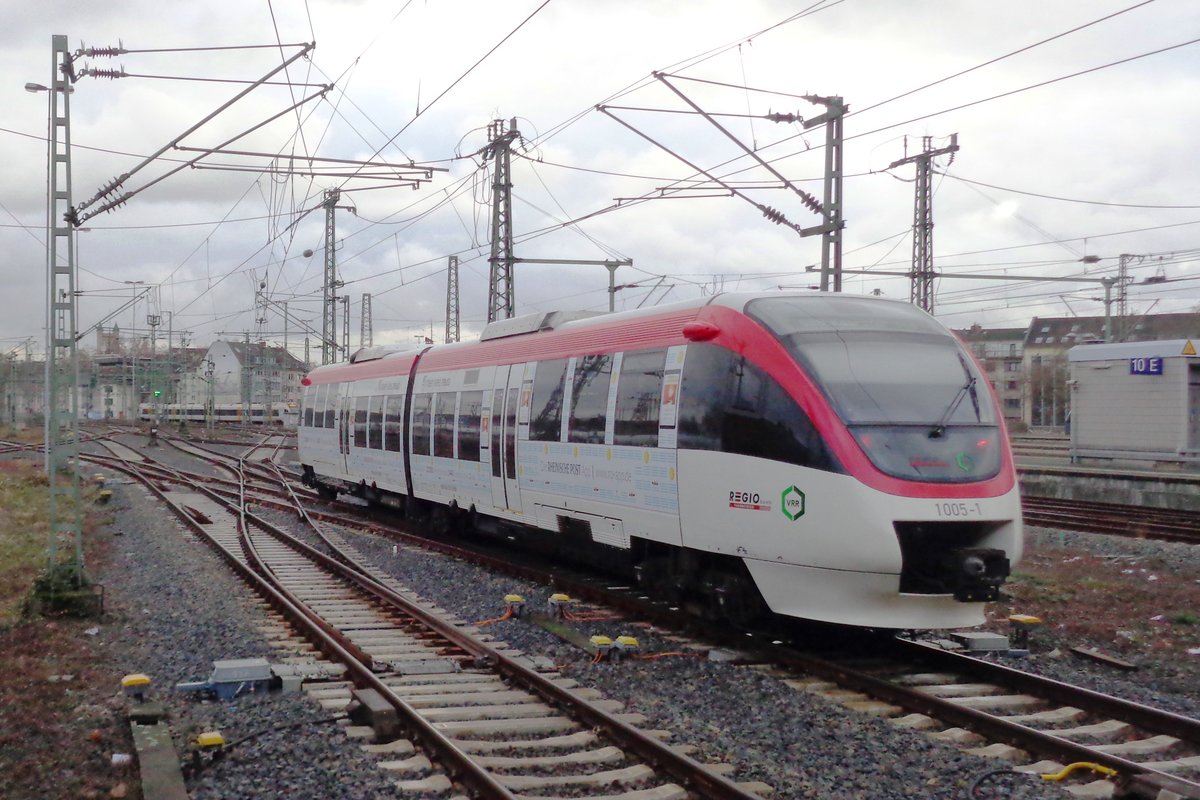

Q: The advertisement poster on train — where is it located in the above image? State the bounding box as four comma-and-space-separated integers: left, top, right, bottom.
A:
660, 370, 680, 428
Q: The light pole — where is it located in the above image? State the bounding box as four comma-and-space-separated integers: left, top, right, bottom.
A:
204, 358, 215, 435
125, 281, 143, 420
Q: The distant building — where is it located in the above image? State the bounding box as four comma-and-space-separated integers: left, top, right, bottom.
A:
1023, 312, 1200, 429
177, 340, 307, 407
956, 324, 1025, 427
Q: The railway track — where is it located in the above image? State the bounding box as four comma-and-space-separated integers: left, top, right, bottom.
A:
776, 641, 1200, 799
78, 435, 1200, 796
1022, 496, 1200, 545
242, 483, 1200, 798
90, 436, 770, 799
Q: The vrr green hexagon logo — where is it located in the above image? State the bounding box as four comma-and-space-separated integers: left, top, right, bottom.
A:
781, 485, 805, 521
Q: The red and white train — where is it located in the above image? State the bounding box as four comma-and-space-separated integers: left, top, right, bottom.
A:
297, 292, 1022, 629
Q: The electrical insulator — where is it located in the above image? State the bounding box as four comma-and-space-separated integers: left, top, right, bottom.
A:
799, 191, 824, 214
98, 175, 128, 198
759, 205, 788, 226
81, 43, 127, 58
82, 66, 127, 80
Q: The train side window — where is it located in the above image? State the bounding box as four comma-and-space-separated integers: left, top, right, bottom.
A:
677, 344, 837, 471
458, 390, 483, 462
614, 349, 665, 447
368, 395, 384, 450
310, 385, 324, 428
411, 394, 432, 455
434, 393, 456, 458
384, 395, 403, 452
529, 358, 568, 442
353, 397, 368, 448
302, 386, 314, 427
568, 354, 612, 444
324, 384, 338, 428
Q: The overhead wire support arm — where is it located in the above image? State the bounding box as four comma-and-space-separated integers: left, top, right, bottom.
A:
75, 82, 331, 224
173, 146, 448, 177
71, 41, 315, 225
653, 72, 825, 215
596, 105, 808, 236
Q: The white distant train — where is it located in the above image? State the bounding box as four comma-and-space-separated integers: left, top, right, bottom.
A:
138, 402, 299, 427
296, 292, 1023, 629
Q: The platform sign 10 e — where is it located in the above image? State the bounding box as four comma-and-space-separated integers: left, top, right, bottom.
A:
1129, 357, 1164, 376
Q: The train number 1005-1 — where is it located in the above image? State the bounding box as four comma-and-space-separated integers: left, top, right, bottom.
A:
934, 501, 983, 518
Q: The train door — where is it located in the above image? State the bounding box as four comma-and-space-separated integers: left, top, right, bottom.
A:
337, 387, 351, 475
489, 366, 523, 513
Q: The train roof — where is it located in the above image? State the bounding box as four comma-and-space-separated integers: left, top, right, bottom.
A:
303, 291, 930, 383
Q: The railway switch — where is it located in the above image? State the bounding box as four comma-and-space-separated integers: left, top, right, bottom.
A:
175, 657, 275, 701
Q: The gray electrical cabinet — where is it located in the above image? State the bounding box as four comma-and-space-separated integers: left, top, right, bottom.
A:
1067, 339, 1200, 464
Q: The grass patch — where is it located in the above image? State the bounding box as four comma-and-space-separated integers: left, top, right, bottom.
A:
0, 460, 100, 623
1009, 571, 1048, 586
0, 461, 51, 625
1170, 612, 1199, 626
1078, 576, 1111, 590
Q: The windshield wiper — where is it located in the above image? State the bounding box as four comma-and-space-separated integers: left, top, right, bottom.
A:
929, 352, 980, 439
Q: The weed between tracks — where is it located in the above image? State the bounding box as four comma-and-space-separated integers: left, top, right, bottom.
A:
986, 533, 1200, 690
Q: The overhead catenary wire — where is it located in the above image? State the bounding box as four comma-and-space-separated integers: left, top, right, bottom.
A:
14, 3, 1195, 347
936, 172, 1200, 210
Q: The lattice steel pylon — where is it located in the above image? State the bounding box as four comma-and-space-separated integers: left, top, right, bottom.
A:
484, 119, 519, 322
43, 34, 84, 583
889, 134, 959, 313
341, 295, 350, 359
360, 293, 372, 349
321, 188, 341, 364
445, 255, 460, 343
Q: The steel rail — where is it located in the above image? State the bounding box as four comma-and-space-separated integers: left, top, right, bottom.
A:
1022, 496, 1200, 544
896, 639, 1200, 739
238, 464, 763, 799
108, 442, 762, 799
774, 646, 1200, 800
98, 452, 524, 799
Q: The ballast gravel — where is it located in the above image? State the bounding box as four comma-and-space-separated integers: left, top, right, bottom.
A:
89, 467, 403, 799
85, 434, 1161, 799
316, 517, 1074, 800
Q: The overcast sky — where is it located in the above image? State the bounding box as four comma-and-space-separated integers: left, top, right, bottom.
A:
2, 0, 1198, 361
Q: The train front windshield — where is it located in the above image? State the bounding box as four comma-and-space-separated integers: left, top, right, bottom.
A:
746, 296, 1002, 483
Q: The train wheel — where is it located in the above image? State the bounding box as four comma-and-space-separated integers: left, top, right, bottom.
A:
316, 484, 338, 501
711, 571, 769, 629
634, 556, 683, 605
